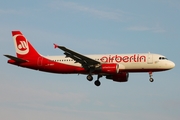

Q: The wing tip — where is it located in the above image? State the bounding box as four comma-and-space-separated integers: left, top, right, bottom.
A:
53, 44, 59, 49
54, 44, 65, 49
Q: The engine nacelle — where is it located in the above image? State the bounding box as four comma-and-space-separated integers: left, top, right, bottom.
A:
98, 63, 119, 74
106, 72, 129, 82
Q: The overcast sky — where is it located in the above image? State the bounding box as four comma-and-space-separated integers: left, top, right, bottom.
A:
0, 0, 180, 120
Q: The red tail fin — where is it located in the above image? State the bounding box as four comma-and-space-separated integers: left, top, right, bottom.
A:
12, 31, 40, 58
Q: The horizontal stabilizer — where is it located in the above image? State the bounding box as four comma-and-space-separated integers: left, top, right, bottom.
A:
4, 55, 27, 63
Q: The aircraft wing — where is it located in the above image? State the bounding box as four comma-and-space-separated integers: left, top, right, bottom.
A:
54, 44, 100, 69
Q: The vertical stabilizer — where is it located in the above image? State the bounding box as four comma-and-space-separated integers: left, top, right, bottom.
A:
12, 31, 40, 58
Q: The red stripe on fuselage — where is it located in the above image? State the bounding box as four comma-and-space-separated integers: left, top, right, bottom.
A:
10, 57, 86, 74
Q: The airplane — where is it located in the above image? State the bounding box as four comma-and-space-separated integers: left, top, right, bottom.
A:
4, 31, 175, 86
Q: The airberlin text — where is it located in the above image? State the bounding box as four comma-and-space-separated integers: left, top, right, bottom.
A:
100, 54, 146, 63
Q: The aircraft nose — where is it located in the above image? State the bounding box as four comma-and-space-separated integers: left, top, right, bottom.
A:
169, 61, 175, 69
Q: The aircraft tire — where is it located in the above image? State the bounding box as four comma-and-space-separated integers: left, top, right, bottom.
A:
149, 78, 154, 82
94, 80, 101, 86
87, 75, 93, 81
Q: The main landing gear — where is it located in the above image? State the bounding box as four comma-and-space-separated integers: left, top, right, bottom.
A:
86, 74, 102, 87
149, 71, 154, 82
87, 74, 93, 81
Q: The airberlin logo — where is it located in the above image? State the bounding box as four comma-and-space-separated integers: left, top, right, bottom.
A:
17, 41, 28, 50
100, 54, 146, 63
14, 35, 29, 55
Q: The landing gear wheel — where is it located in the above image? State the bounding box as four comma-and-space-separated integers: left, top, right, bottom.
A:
94, 80, 101, 86
87, 75, 93, 81
149, 78, 154, 82
149, 71, 154, 82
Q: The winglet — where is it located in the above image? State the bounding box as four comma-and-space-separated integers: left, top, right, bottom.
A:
54, 44, 59, 49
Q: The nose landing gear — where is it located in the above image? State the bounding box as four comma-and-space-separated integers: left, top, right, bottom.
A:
149, 71, 154, 82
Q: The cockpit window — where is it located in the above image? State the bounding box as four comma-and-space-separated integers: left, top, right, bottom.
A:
159, 57, 168, 60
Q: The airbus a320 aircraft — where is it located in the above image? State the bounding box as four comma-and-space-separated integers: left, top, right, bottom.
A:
4, 31, 175, 86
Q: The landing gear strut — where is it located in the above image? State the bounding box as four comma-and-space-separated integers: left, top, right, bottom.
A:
94, 75, 102, 87
149, 71, 154, 82
86, 68, 95, 81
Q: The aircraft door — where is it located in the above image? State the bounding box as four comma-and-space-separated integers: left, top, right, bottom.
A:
37, 57, 43, 66
147, 53, 153, 64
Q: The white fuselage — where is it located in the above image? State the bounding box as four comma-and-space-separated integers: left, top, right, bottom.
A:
45, 53, 175, 72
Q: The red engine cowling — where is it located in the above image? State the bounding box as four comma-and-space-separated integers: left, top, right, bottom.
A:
106, 72, 129, 82
99, 63, 119, 74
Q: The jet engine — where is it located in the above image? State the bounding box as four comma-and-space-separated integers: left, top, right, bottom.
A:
106, 72, 129, 82
97, 63, 119, 74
